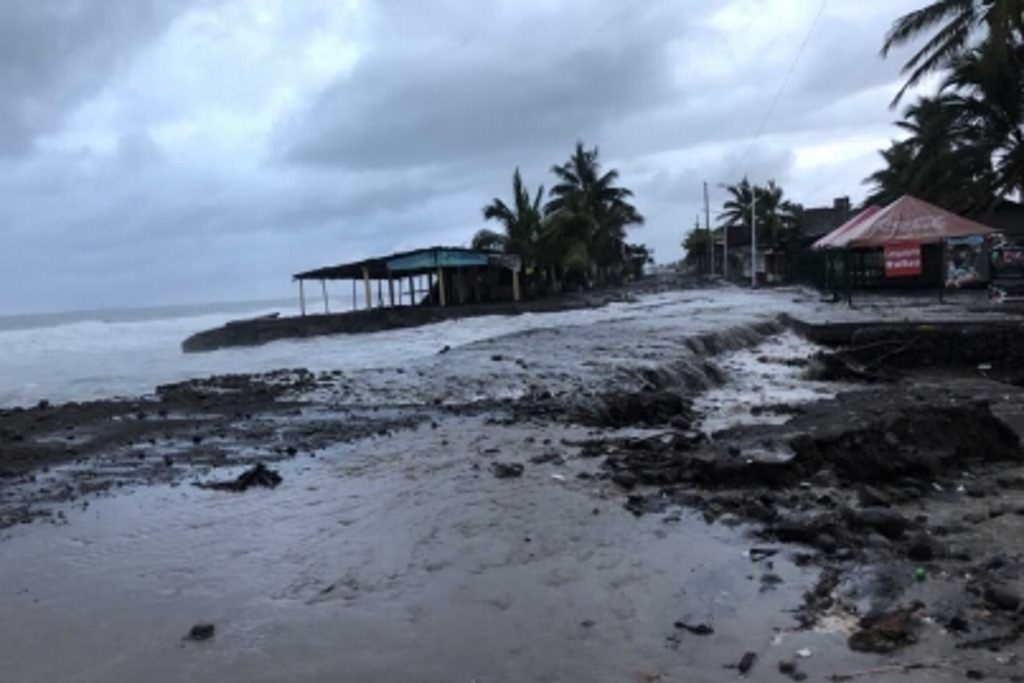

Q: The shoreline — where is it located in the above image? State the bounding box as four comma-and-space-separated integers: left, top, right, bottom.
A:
3, 288, 1024, 680
181, 286, 650, 353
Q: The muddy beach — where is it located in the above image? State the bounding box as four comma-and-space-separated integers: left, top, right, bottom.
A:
2, 288, 1024, 682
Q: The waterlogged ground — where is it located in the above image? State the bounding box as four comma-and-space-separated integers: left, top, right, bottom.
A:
2, 287, 1022, 682
2, 418, 893, 683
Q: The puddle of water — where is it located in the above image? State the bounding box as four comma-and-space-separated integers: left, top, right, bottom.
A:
0, 419, 837, 683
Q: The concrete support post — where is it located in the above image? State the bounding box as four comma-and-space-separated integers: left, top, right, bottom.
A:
321, 280, 329, 314
362, 267, 372, 310
437, 267, 447, 307
299, 280, 306, 317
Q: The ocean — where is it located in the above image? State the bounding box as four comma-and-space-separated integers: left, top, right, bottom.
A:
0, 289, 836, 410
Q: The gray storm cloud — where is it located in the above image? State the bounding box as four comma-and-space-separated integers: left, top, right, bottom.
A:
0, 0, 922, 313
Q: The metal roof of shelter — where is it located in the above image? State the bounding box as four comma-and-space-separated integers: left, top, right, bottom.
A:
812, 205, 882, 250
814, 195, 997, 250
294, 247, 498, 281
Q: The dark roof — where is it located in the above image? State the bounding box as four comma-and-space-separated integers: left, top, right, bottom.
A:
969, 200, 1024, 236
294, 246, 495, 280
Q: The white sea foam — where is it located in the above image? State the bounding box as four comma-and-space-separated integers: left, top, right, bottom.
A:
0, 287, 935, 409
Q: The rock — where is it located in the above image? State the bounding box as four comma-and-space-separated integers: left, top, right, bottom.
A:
906, 533, 938, 562
490, 462, 524, 479
849, 508, 908, 540
771, 515, 827, 544
814, 534, 838, 554
848, 602, 923, 654
778, 660, 807, 682
611, 472, 638, 490
673, 621, 714, 635
858, 485, 892, 508
185, 623, 215, 641
866, 533, 892, 550
983, 584, 1022, 612
738, 652, 757, 675
529, 452, 565, 466
963, 511, 988, 525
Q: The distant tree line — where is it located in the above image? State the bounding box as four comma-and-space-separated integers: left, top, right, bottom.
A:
682, 179, 802, 271
472, 142, 651, 293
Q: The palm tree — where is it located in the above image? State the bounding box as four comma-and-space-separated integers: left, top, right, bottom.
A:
543, 142, 644, 283
862, 83, 1000, 211
863, 139, 918, 206
717, 179, 799, 246
472, 168, 545, 266
941, 48, 1024, 198
717, 178, 756, 234
882, 0, 1024, 105
755, 181, 802, 246
682, 227, 711, 272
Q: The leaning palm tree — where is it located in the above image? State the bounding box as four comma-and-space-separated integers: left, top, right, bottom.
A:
863, 140, 918, 206
941, 48, 1024, 198
472, 168, 545, 265
882, 0, 1024, 105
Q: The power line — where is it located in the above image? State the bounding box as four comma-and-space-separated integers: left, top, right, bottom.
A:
754, 0, 829, 141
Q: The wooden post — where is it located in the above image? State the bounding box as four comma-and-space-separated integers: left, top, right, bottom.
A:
437, 267, 446, 307
363, 267, 372, 310
388, 278, 395, 308
299, 280, 306, 317
512, 269, 521, 302
321, 280, 329, 314
845, 248, 853, 307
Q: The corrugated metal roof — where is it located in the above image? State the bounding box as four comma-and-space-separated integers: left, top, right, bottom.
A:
293, 246, 498, 280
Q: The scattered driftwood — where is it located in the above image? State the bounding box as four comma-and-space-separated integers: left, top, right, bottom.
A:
195, 463, 282, 492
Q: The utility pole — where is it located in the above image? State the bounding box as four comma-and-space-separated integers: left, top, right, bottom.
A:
704, 181, 713, 276
694, 215, 704, 274
750, 189, 758, 288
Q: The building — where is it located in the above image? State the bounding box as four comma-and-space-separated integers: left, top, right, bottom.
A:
969, 199, 1024, 242
293, 246, 522, 316
799, 197, 853, 244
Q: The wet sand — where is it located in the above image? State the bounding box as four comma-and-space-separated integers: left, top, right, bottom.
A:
2, 287, 1023, 682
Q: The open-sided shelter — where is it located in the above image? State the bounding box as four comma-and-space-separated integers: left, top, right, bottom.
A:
293, 246, 522, 315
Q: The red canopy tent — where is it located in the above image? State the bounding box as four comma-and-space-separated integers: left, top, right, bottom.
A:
844, 196, 994, 247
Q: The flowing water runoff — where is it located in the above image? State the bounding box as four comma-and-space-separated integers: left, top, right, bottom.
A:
1, 288, 946, 682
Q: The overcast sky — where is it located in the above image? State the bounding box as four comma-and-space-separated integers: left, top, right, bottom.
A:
0, 0, 926, 313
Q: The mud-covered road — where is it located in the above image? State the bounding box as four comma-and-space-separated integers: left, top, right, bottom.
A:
2, 288, 1023, 682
